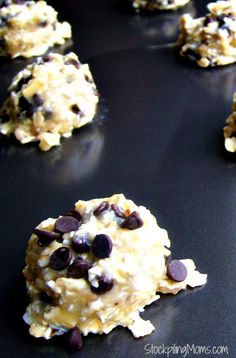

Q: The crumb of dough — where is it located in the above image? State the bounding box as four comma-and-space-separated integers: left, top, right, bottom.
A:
131, 0, 190, 12
178, 0, 236, 68
0, 52, 99, 151
224, 92, 236, 152
0, 0, 71, 58
23, 194, 207, 346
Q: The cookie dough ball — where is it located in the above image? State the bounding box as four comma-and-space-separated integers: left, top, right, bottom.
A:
0, 0, 71, 58
224, 93, 236, 152
0, 52, 99, 151
23, 194, 207, 343
178, 1, 236, 68
131, 0, 190, 12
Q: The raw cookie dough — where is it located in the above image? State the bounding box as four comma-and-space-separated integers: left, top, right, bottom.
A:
0, 52, 99, 151
178, 0, 236, 68
23, 194, 207, 345
131, 0, 190, 12
0, 0, 71, 58
224, 92, 236, 152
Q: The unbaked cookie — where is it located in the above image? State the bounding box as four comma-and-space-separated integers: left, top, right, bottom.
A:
178, 0, 236, 67
131, 0, 190, 12
0, 0, 71, 58
0, 52, 99, 151
23, 194, 207, 348
224, 92, 236, 152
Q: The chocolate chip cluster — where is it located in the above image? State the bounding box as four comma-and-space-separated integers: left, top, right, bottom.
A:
33, 201, 144, 297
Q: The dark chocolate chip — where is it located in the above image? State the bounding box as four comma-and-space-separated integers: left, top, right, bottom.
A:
39, 292, 53, 304
203, 16, 215, 27
44, 109, 53, 119
217, 14, 226, 28
14, 75, 32, 93
66, 209, 82, 222
49, 247, 72, 271
33, 94, 43, 107
65, 58, 81, 69
67, 257, 93, 278
38, 20, 48, 27
111, 204, 127, 219
85, 75, 93, 83
0, 37, 6, 50
183, 48, 201, 62
13, 0, 26, 4
71, 104, 81, 115
72, 233, 91, 253
229, 131, 236, 138
91, 234, 112, 259
42, 55, 52, 63
167, 260, 187, 282
33, 228, 61, 247
65, 327, 83, 351
93, 201, 110, 216
54, 216, 80, 234
120, 211, 143, 230
90, 276, 114, 295
18, 96, 35, 118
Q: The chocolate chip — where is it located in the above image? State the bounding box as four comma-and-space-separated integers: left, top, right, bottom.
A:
72, 233, 91, 253
120, 211, 143, 230
183, 48, 201, 62
65, 327, 83, 351
49, 247, 72, 271
33, 94, 43, 107
39, 292, 53, 304
93, 201, 110, 216
66, 209, 82, 222
13, 0, 26, 4
111, 204, 127, 219
67, 257, 93, 278
42, 55, 52, 63
85, 75, 93, 83
167, 260, 187, 282
44, 109, 53, 119
33, 228, 61, 247
203, 16, 215, 27
71, 104, 81, 115
18, 96, 35, 118
90, 276, 114, 295
38, 20, 48, 27
229, 131, 236, 138
91, 234, 112, 259
14, 75, 32, 93
65, 58, 81, 69
217, 14, 226, 28
0, 38, 6, 50
54, 216, 80, 234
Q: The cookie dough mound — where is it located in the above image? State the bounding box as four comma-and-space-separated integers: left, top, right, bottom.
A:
23, 194, 207, 342
224, 92, 236, 152
0, 52, 99, 151
178, 0, 236, 68
132, 0, 190, 11
0, 0, 71, 58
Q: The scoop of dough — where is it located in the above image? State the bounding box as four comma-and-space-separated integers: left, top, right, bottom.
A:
131, 0, 190, 11
23, 194, 207, 341
178, 0, 236, 68
0, 0, 71, 58
0, 52, 99, 151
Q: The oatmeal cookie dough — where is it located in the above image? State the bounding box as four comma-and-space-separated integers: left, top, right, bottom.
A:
178, 0, 236, 68
0, 0, 71, 58
131, 0, 190, 12
224, 92, 236, 152
0, 52, 99, 151
23, 194, 207, 345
